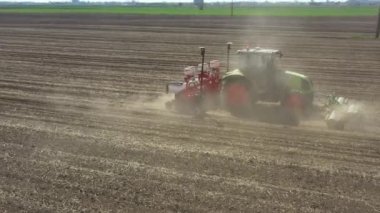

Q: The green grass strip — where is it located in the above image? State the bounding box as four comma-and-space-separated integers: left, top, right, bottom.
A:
0, 6, 377, 17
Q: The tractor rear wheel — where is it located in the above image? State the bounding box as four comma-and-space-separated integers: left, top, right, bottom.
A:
222, 79, 253, 116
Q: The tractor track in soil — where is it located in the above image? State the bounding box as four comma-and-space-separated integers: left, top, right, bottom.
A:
0, 14, 379, 212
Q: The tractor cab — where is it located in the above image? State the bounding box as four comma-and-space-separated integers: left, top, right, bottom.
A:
235, 47, 284, 96
237, 47, 282, 75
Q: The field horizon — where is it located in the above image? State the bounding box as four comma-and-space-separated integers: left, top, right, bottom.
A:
0, 5, 378, 16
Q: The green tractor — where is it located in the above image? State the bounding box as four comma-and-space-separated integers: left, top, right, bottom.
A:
165, 42, 314, 125
222, 45, 314, 125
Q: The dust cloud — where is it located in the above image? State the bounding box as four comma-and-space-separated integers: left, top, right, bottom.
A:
128, 94, 173, 111
343, 101, 380, 134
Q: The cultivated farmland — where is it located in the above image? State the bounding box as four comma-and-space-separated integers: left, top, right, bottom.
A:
0, 14, 379, 212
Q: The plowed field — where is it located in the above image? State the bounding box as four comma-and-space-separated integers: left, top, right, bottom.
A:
0, 14, 379, 212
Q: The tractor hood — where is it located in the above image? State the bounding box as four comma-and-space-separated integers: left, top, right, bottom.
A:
284, 70, 313, 94
222, 69, 244, 79
284, 70, 308, 79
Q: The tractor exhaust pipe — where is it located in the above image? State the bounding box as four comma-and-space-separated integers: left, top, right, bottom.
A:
226, 42, 232, 72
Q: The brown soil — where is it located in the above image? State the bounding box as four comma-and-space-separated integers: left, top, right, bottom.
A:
0, 14, 379, 212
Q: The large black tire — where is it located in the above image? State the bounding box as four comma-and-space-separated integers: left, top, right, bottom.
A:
281, 92, 305, 126
222, 78, 254, 117
303, 93, 314, 117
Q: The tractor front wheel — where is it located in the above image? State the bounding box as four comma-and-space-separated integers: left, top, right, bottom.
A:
281, 93, 305, 126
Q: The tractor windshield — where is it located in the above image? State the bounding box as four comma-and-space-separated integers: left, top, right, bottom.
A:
239, 54, 263, 71
238, 53, 280, 72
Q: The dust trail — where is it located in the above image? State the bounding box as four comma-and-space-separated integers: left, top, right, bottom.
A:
129, 94, 173, 111
344, 101, 380, 134
308, 96, 380, 134
74, 94, 173, 115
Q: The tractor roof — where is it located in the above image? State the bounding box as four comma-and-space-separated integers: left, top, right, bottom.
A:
237, 47, 282, 56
